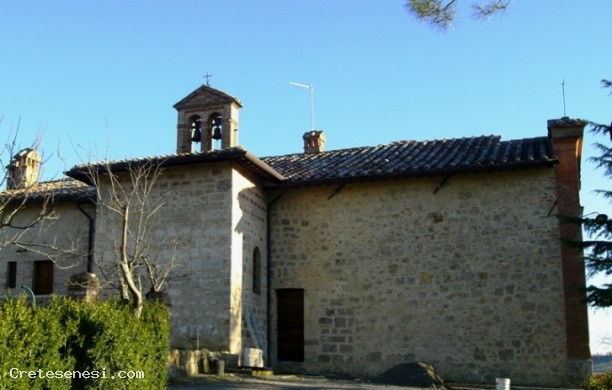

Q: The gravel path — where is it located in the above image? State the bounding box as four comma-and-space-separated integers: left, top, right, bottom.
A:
168, 373, 430, 389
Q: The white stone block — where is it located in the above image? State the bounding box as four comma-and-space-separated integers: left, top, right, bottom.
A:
242, 348, 264, 368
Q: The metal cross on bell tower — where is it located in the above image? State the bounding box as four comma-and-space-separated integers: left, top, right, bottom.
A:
204, 72, 212, 87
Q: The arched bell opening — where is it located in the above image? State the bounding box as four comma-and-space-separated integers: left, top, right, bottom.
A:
189, 115, 203, 152
209, 113, 223, 149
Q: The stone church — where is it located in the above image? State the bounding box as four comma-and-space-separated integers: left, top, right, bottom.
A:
0, 85, 592, 386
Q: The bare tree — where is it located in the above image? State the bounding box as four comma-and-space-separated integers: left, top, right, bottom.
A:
0, 117, 76, 262
405, 0, 510, 30
67, 158, 183, 317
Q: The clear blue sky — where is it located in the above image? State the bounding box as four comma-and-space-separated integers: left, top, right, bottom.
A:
1, 1, 611, 354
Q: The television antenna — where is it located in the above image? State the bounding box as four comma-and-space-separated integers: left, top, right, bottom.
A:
561, 79, 567, 117
289, 81, 315, 130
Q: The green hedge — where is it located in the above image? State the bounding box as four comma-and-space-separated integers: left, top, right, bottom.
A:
0, 297, 169, 390
583, 373, 612, 390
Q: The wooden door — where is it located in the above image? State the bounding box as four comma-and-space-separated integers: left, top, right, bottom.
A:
33, 260, 54, 294
277, 289, 304, 361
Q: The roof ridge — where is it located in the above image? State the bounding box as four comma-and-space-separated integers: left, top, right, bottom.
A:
173, 84, 243, 110
70, 146, 248, 169
262, 134, 556, 186
262, 134, 504, 160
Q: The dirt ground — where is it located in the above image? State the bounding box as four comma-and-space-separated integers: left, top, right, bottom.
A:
167, 373, 435, 390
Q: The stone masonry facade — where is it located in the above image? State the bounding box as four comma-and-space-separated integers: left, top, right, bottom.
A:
269, 168, 573, 386
233, 168, 268, 356
92, 162, 268, 357
0, 203, 91, 300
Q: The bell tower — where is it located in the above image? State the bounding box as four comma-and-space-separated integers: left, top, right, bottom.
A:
173, 85, 242, 154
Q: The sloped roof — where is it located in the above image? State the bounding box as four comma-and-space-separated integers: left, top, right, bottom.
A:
261, 135, 557, 186
0, 179, 95, 204
173, 85, 243, 111
6, 134, 557, 202
65, 147, 285, 185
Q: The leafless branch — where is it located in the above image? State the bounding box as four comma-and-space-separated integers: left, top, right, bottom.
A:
77, 157, 183, 317
0, 118, 89, 276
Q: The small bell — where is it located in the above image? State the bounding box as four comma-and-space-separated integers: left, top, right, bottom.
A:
212, 126, 222, 140
211, 116, 223, 140
191, 128, 202, 143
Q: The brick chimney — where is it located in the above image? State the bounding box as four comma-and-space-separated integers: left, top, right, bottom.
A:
547, 117, 591, 366
302, 130, 325, 154
6, 148, 41, 190
548, 117, 585, 189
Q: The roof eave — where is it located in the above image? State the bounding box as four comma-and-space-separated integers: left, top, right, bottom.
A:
0, 189, 96, 206
267, 160, 558, 188
240, 151, 286, 182
65, 148, 285, 185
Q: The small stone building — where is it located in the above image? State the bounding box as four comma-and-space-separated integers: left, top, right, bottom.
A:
0, 85, 591, 386
0, 148, 95, 300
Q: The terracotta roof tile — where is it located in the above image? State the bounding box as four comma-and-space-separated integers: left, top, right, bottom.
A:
1, 179, 95, 204
65, 147, 285, 184
34, 134, 558, 195
261, 135, 556, 185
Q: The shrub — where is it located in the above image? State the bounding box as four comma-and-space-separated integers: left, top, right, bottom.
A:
85, 300, 169, 390
583, 373, 612, 390
0, 297, 169, 390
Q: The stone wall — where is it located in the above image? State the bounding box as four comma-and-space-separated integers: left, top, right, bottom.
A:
0, 202, 92, 299
233, 168, 268, 360
92, 162, 267, 358
93, 163, 235, 350
269, 168, 574, 386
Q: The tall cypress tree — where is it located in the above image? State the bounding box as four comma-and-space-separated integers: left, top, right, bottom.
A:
578, 79, 612, 308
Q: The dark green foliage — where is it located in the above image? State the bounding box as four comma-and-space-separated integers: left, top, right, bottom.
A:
405, 0, 457, 29
567, 79, 612, 308
0, 297, 169, 390
0, 297, 73, 390
83, 300, 169, 390
582, 372, 612, 390
404, 0, 510, 29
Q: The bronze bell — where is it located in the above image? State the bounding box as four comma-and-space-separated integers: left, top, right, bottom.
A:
213, 125, 221, 140
191, 128, 202, 143
212, 126, 222, 140
211, 116, 223, 140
